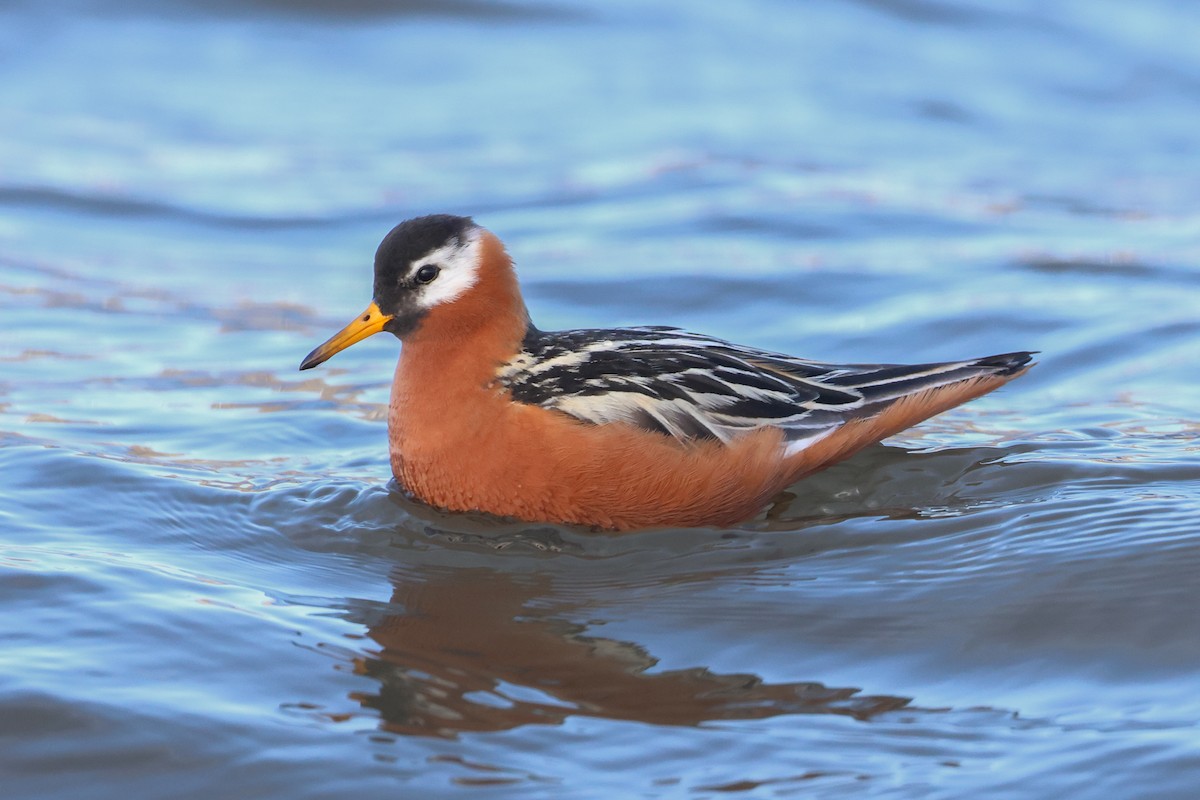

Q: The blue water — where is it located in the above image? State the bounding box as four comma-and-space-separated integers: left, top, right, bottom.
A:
3, 1, 1200, 797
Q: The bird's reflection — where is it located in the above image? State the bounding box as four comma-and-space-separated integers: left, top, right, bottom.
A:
348, 561, 911, 738
324, 440, 1028, 737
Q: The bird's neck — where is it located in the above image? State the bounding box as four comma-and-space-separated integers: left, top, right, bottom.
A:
393, 231, 530, 395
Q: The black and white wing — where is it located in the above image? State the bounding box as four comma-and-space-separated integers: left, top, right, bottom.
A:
496, 325, 1032, 453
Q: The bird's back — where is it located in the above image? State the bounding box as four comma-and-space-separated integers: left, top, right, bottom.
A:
498, 325, 1032, 456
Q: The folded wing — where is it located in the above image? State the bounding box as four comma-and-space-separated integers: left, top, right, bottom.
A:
498, 326, 1032, 453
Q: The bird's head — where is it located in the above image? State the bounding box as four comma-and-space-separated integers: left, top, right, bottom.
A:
300, 214, 488, 370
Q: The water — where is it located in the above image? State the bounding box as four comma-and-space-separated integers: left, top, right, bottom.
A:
2, 1, 1200, 797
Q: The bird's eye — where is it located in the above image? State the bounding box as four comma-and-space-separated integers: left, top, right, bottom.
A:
415, 264, 440, 284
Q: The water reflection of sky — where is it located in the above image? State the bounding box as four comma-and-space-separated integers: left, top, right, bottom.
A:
4, 2, 1199, 216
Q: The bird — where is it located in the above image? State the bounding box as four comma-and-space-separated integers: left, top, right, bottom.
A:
300, 214, 1033, 531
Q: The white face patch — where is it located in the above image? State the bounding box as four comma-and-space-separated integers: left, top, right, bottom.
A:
410, 227, 483, 309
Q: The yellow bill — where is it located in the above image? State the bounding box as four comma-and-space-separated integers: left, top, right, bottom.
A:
299, 301, 393, 370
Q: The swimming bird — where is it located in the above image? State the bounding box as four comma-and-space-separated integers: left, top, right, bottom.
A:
300, 214, 1032, 531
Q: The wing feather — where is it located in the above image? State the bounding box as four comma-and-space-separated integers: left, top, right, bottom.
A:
496, 325, 1032, 451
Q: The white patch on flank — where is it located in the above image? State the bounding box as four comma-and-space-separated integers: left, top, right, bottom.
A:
781, 427, 837, 457
412, 226, 483, 309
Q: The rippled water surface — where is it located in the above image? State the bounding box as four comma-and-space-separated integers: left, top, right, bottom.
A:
3, 1, 1200, 797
